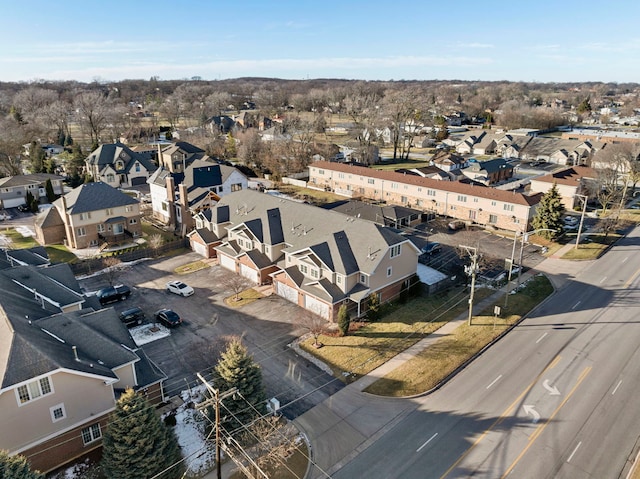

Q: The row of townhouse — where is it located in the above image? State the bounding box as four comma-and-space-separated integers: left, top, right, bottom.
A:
307, 161, 542, 232
0, 173, 65, 210
189, 189, 420, 321
0, 251, 166, 473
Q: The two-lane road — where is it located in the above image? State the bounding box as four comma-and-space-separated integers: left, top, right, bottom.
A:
333, 228, 640, 478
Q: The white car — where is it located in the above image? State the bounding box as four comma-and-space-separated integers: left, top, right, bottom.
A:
563, 216, 579, 226
166, 280, 194, 297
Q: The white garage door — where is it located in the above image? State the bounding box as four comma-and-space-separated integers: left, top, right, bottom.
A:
219, 254, 236, 272
304, 295, 330, 319
4, 197, 26, 208
192, 241, 207, 257
276, 281, 298, 304
240, 264, 258, 283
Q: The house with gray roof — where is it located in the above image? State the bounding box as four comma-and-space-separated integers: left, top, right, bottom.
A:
34, 182, 142, 250
0, 262, 166, 473
193, 190, 419, 321
461, 158, 514, 185
85, 143, 157, 188
0, 173, 64, 210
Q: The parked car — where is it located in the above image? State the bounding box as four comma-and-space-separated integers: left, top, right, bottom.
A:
166, 280, 194, 297
154, 308, 182, 327
448, 220, 466, 231
421, 242, 441, 255
96, 285, 131, 305
563, 216, 579, 226
119, 307, 145, 327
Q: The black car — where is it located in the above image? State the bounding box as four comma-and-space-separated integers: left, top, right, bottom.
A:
96, 285, 131, 305
154, 308, 182, 328
119, 307, 145, 327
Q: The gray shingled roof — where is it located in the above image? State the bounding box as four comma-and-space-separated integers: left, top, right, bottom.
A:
214, 190, 410, 276
86, 143, 156, 174
58, 181, 138, 215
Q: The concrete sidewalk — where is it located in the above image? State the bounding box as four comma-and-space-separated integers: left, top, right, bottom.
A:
292, 252, 593, 478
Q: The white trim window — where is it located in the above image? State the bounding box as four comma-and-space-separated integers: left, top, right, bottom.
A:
16, 377, 53, 405
50, 403, 66, 422
387, 267, 392, 277
77, 227, 86, 237
81, 423, 102, 445
390, 244, 402, 258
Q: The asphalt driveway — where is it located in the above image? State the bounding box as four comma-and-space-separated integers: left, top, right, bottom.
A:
79, 252, 343, 419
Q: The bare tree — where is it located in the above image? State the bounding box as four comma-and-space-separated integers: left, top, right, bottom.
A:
299, 309, 328, 348
148, 234, 164, 257
74, 90, 112, 145
102, 256, 124, 286
224, 274, 252, 301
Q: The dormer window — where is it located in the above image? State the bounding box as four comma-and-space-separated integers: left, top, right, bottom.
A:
115, 160, 124, 170
299, 264, 308, 275
310, 268, 319, 279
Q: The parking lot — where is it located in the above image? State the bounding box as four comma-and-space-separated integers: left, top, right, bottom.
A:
79, 252, 343, 419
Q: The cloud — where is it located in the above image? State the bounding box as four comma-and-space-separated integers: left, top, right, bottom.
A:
456, 42, 494, 49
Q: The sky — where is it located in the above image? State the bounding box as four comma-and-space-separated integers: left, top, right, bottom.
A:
3, 0, 640, 84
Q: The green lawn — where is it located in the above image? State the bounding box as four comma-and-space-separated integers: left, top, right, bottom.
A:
363, 275, 553, 396
299, 286, 495, 383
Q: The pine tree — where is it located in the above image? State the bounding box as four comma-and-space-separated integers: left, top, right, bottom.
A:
0, 450, 43, 479
211, 338, 266, 432
532, 183, 565, 240
337, 303, 350, 336
101, 389, 184, 479
45, 179, 56, 202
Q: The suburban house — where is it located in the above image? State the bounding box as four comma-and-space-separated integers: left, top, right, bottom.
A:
517, 137, 601, 166
308, 161, 541, 232
399, 165, 452, 181
461, 158, 514, 185
84, 143, 157, 188
148, 156, 248, 236
0, 173, 64, 209
191, 190, 420, 321
0, 261, 166, 473
529, 166, 597, 209
430, 152, 468, 172
324, 200, 423, 228
34, 182, 142, 250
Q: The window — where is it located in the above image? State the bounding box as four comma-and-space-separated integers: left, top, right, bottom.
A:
113, 224, 124, 234
503, 204, 514, 212
161, 202, 168, 212
427, 189, 436, 196
16, 377, 52, 405
416, 199, 422, 207
338, 173, 345, 179
489, 214, 498, 224
135, 163, 141, 172
390, 244, 402, 258
231, 183, 243, 192
457, 195, 467, 202
79, 212, 91, 220
491, 201, 497, 207
310, 268, 319, 279
81, 424, 102, 445
105, 208, 113, 216
125, 205, 132, 212
97, 224, 105, 233
387, 267, 392, 277
300, 264, 308, 275
391, 183, 398, 189
50, 404, 66, 422
473, 197, 479, 203
106, 174, 115, 183
336, 275, 342, 284
368, 179, 375, 185
401, 196, 408, 204
129, 218, 137, 224
360, 274, 369, 286
318, 169, 325, 175
77, 227, 86, 237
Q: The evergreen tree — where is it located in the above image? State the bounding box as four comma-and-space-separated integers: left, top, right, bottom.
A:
577, 97, 592, 114
0, 450, 43, 479
225, 132, 237, 159
337, 303, 350, 336
29, 142, 46, 173
366, 292, 381, 321
64, 133, 73, 147
24, 191, 37, 213
45, 179, 56, 202
101, 388, 184, 479
532, 183, 565, 240
57, 130, 66, 146
211, 338, 266, 432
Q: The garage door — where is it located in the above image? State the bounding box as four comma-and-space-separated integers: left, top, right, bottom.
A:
240, 264, 258, 283
219, 254, 236, 272
276, 281, 298, 304
304, 295, 330, 319
3, 197, 26, 208
192, 240, 208, 257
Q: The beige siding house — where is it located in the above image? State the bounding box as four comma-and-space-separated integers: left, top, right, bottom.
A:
308, 161, 541, 232
0, 174, 64, 209
34, 182, 142, 249
529, 166, 597, 209
194, 190, 420, 321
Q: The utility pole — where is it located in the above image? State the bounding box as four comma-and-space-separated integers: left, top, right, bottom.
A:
196, 373, 237, 479
460, 245, 478, 326
574, 194, 588, 249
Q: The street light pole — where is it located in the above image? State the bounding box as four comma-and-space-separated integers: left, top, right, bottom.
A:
460, 245, 478, 326
574, 194, 588, 249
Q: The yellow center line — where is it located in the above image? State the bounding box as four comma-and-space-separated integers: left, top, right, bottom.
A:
624, 267, 640, 289
501, 366, 592, 478
439, 356, 562, 479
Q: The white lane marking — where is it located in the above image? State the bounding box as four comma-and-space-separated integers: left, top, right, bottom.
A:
416, 433, 438, 453
486, 375, 503, 389
600, 276, 607, 284
536, 332, 548, 344
567, 441, 582, 462
612, 380, 623, 395
571, 301, 581, 310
